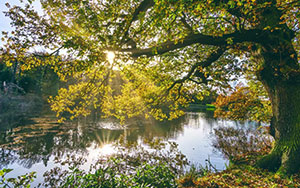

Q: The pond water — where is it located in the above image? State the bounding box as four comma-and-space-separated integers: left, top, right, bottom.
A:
0, 111, 258, 186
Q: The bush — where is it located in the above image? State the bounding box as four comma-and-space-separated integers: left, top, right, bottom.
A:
0, 168, 36, 188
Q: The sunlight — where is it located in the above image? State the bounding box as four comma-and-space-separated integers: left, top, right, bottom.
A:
86, 143, 116, 163
106, 51, 115, 64
100, 144, 115, 156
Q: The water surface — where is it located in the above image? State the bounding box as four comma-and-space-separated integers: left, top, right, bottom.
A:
0, 111, 257, 186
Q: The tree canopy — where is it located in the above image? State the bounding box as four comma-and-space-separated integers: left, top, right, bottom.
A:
1, 0, 300, 174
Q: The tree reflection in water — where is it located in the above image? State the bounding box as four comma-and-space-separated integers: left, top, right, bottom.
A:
0, 112, 215, 169
0, 111, 239, 187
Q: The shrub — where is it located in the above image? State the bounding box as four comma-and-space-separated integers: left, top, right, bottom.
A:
0, 168, 36, 188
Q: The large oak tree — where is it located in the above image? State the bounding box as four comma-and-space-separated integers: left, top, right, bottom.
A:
1, 0, 300, 174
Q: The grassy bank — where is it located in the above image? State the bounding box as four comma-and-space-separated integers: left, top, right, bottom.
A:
179, 164, 300, 187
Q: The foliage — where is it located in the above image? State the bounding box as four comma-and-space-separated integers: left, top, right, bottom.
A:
0, 0, 288, 122
51, 161, 177, 188
0, 64, 13, 83
0, 0, 298, 122
0, 168, 36, 188
42, 140, 188, 187
0, 58, 60, 95
214, 82, 272, 123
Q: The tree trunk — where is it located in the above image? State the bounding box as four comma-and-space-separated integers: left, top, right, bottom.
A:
256, 34, 300, 174
258, 80, 300, 174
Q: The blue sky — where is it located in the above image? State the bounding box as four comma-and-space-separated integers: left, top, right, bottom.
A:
0, 0, 20, 34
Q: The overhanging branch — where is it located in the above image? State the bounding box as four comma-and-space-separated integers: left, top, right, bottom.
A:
121, 29, 262, 57
122, 0, 155, 44
33, 46, 64, 58
131, 0, 155, 22
166, 47, 226, 92
180, 13, 194, 33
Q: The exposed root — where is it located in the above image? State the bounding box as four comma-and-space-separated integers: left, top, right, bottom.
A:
257, 147, 300, 175
277, 149, 300, 175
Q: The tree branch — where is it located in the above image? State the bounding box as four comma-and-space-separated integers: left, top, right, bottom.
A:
188, 78, 213, 84
166, 47, 226, 92
180, 13, 194, 33
131, 0, 155, 22
122, 0, 155, 44
32, 46, 63, 58
121, 29, 263, 57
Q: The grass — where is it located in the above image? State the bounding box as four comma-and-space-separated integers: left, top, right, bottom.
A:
179, 164, 300, 188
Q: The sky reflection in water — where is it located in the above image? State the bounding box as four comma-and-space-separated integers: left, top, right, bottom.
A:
0, 111, 257, 186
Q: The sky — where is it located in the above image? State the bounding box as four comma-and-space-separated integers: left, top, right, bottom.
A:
0, 0, 20, 34
0, 0, 42, 46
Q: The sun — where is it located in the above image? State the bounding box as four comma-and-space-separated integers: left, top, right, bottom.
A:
100, 144, 115, 156
106, 51, 115, 64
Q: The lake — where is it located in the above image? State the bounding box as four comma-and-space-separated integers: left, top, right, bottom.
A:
0, 111, 258, 186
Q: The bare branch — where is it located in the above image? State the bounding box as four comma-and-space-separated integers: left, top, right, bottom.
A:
32, 46, 64, 58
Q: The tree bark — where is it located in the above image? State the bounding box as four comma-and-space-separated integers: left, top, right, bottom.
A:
256, 33, 300, 174
258, 79, 300, 174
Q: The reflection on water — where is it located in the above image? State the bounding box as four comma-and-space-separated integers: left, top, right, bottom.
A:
0, 111, 256, 185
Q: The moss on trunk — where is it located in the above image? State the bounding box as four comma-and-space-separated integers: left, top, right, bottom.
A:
256, 35, 300, 174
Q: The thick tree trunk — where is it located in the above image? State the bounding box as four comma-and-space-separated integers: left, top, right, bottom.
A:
258, 80, 300, 174
256, 34, 300, 174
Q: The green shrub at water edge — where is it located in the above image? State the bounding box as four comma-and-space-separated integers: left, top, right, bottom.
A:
43, 140, 188, 188
0, 168, 36, 188
55, 160, 177, 188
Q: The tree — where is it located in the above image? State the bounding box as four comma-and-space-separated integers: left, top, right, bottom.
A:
214, 83, 272, 123
1, 0, 300, 174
